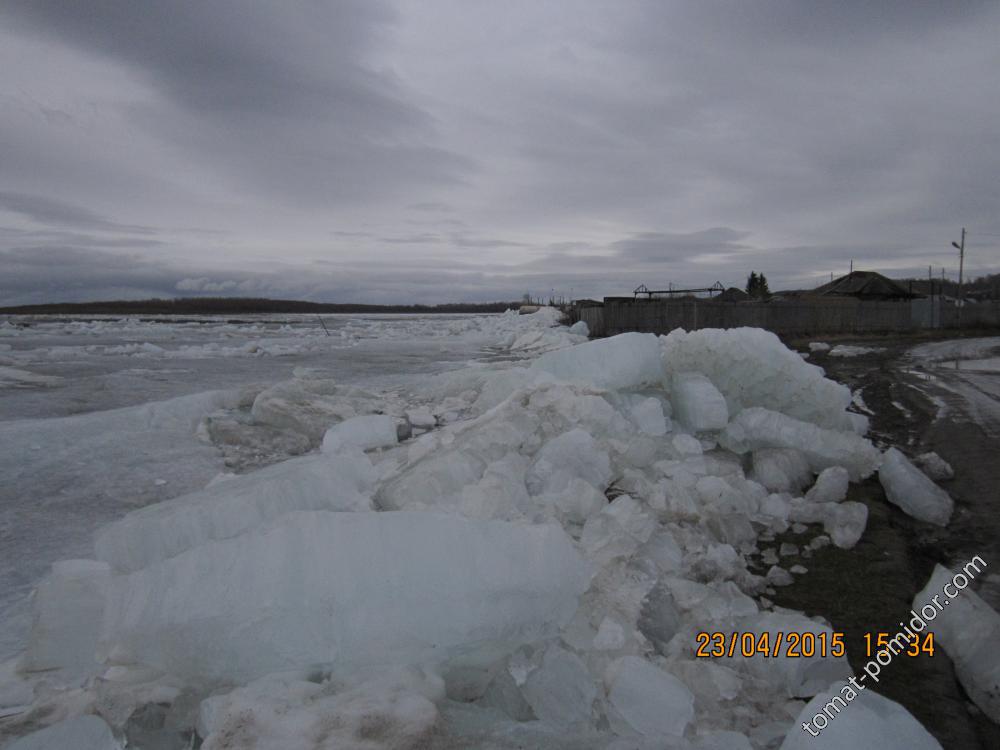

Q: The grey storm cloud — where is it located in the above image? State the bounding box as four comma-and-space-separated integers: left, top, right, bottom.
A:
0, 191, 154, 234
2, 0, 471, 207
1, 1, 999, 304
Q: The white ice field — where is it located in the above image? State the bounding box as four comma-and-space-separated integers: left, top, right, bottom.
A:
0, 309, 986, 749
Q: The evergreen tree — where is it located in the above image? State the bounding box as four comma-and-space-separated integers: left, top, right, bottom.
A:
745, 271, 771, 299
757, 273, 771, 298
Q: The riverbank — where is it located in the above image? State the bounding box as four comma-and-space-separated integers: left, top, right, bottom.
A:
766, 335, 1000, 749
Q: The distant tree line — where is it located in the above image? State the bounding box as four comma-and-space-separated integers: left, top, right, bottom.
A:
0, 297, 523, 315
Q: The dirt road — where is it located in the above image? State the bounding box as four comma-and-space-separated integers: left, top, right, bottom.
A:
766, 334, 1000, 749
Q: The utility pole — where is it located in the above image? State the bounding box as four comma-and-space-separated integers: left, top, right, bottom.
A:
928, 265, 935, 327
952, 228, 966, 325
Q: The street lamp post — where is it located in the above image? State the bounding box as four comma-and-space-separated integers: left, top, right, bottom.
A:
951, 227, 966, 326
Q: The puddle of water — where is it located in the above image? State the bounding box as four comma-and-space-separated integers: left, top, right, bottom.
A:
943, 357, 1000, 373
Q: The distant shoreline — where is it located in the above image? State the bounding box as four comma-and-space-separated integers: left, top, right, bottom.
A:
0, 297, 522, 316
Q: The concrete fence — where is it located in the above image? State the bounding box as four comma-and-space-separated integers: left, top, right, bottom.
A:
576, 303, 606, 337
575, 297, 1000, 337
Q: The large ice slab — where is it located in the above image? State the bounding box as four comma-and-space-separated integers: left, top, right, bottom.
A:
780, 683, 941, 749
661, 328, 854, 430
94, 453, 376, 573
914, 563, 1000, 722
878, 448, 953, 526
720, 407, 881, 481
99, 511, 592, 683
529, 333, 663, 391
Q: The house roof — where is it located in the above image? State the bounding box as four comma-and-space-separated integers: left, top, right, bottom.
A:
813, 270, 919, 299
715, 286, 751, 302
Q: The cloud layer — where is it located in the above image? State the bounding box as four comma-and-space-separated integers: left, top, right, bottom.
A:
2, 1, 999, 304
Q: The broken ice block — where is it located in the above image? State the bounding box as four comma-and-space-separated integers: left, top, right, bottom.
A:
321, 414, 399, 453
805, 467, 849, 504
752, 448, 812, 493
914, 564, 1000, 723
780, 683, 941, 749
606, 656, 694, 738
520, 646, 597, 728
879, 448, 953, 526
671, 372, 729, 433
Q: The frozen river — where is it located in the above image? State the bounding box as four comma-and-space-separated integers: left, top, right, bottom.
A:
0, 312, 533, 659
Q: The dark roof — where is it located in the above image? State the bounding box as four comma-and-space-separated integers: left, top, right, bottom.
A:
813, 271, 919, 300
715, 287, 751, 302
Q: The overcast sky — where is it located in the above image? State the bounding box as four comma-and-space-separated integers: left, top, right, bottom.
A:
2, 1, 999, 305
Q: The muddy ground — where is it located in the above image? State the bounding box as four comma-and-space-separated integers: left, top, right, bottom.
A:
761, 331, 1000, 749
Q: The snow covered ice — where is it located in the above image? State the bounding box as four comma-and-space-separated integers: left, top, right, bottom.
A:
1, 315, 944, 748
878, 447, 953, 526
